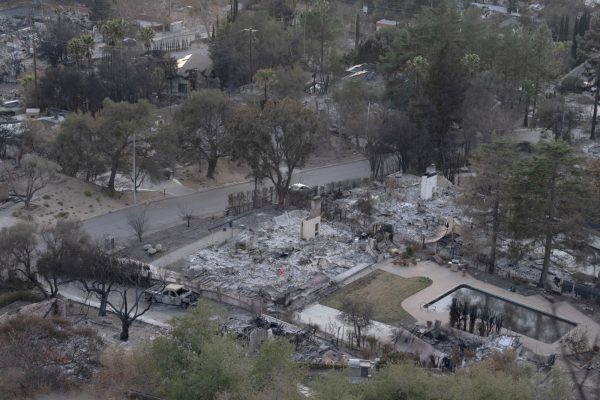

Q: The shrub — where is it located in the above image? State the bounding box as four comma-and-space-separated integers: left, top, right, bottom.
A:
0, 315, 102, 397
84, 189, 92, 197
0, 290, 42, 308
356, 193, 374, 216
558, 75, 583, 93
564, 328, 590, 356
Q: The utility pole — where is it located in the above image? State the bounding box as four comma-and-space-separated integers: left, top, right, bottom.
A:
30, 3, 38, 101
242, 28, 257, 83
133, 132, 137, 204
32, 34, 37, 91
560, 96, 567, 140
364, 101, 371, 133
303, 1, 308, 59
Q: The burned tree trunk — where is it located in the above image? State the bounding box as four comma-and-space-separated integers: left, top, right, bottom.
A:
120, 318, 130, 341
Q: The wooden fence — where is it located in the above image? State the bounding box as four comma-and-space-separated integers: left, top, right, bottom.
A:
227, 186, 276, 216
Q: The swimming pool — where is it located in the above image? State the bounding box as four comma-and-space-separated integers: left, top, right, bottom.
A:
425, 285, 576, 344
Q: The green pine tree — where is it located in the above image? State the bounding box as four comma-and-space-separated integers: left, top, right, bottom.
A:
578, 15, 600, 139
459, 138, 521, 274
510, 141, 596, 288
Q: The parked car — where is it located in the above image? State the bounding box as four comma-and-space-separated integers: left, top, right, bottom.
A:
290, 183, 312, 192
144, 284, 198, 308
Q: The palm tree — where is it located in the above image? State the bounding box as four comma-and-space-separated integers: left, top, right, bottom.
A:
139, 27, 155, 53
79, 34, 95, 66
102, 18, 128, 47
254, 68, 275, 103
67, 37, 85, 67
405, 55, 429, 97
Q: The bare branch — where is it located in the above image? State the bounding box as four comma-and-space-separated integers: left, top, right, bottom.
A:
126, 205, 149, 242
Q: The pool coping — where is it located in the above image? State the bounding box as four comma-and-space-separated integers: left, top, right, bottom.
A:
371, 260, 600, 355
424, 283, 578, 328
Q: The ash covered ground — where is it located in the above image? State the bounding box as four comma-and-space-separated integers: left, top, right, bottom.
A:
185, 175, 462, 296
333, 174, 461, 244
187, 210, 374, 294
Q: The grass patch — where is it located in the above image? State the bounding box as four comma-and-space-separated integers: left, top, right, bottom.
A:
56, 211, 69, 219
323, 270, 432, 326
84, 189, 92, 197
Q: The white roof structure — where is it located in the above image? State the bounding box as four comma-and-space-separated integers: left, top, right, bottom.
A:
376, 19, 399, 30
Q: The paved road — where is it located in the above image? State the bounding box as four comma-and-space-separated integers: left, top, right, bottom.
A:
83, 159, 370, 242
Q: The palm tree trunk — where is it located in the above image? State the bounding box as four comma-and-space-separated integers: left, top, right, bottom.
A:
523, 95, 530, 127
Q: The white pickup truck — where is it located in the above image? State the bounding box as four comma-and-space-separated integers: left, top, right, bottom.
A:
144, 284, 198, 308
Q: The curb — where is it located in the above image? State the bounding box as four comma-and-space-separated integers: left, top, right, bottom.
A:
84, 158, 370, 222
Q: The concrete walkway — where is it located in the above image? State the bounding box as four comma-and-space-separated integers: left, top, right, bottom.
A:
379, 260, 600, 355
125, 227, 242, 286
151, 228, 239, 268
295, 303, 445, 364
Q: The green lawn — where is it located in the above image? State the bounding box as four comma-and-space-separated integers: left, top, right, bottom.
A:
323, 270, 432, 326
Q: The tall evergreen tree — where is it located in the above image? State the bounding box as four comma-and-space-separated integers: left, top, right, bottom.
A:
578, 15, 600, 140
460, 138, 521, 274
510, 141, 596, 288
90, 0, 112, 22
522, 25, 558, 126
573, 11, 592, 62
